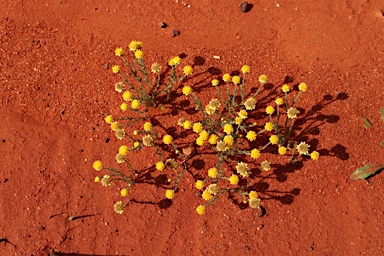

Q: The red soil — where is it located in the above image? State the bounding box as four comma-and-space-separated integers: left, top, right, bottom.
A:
1, 0, 384, 255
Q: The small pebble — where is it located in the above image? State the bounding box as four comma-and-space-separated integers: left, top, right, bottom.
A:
159, 22, 167, 29
239, 2, 249, 12
172, 30, 180, 37
102, 63, 109, 70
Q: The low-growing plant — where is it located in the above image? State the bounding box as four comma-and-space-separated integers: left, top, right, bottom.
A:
92, 41, 320, 215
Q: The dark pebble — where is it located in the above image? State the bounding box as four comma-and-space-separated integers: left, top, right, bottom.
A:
159, 22, 167, 29
239, 2, 249, 12
172, 30, 180, 37
102, 63, 109, 70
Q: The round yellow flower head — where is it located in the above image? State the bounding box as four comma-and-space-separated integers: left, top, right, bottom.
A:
298, 82, 308, 92
151, 63, 161, 73
211, 79, 219, 86
195, 180, 204, 190
258, 74, 268, 84
264, 122, 274, 132
244, 98, 256, 110
236, 162, 250, 178
156, 161, 165, 171
297, 141, 310, 155
163, 134, 173, 145
193, 122, 203, 133
183, 65, 193, 76
250, 149, 261, 159
93, 160, 103, 171
115, 82, 125, 92
223, 135, 234, 146
310, 151, 320, 160
241, 65, 250, 74
142, 134, 153, 147
133, 141, 140, 148
94, 176, 101, 182
208, 134, 218, 145
238, 109, 248, 120
165, 189, 175, 199
287, 107, 300, 119
133, 130, 138, 136
118, 145, 129, 156
266, 105, 275, 115
261, 160, 271, 171
115, 129, 125, 140
249, 191, 258, 199
168, 56, 181, 66
246, 131, 257, 141
114, 201, 125, 214
282, 84, 291, 93
183, 120, 191, 129
131, 99, 140, 109
196, 205, 206, 215
275, 97, 284, 105
235, 117, 243, 125
207, 184, 219, 195
223, 123, 234, 134
143, 122, 152, 131
182, 85, 193, 96
249, 198, 261, 209
115, 153, 125, 164
111, 122, 120, 131
269, 135, 279, 145
202, 190, 212, 201
199, 130, 209, 141
120, 103, 128, 111
196, 137, 205, 146
134, 49, 144, 59
122, 91, 132, 101
278, 146, 287, 155
232, 75, 241, 85
112, 65, 120, 74
101, 175, 111, 186
120, 188, 128, 197
222, 73, 231, 82
129, 40, 143, 51
105, 115, 114, 124
115, 47, 124, 57
208, 167, 218, 178
229, 174, 239, 185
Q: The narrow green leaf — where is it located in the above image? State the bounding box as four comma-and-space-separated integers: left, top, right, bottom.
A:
381, 108, 384, 120
381, 142, 384, 147
350, 163, 384, 180
361, 117, 372, 129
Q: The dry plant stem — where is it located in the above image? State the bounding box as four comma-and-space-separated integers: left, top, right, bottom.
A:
252, 84, 263, 99
240, 74, 246, 103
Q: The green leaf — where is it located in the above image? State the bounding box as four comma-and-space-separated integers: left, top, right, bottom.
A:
382, 142, 384, 147
381, 108, 384, 121
361, 117, 372, 129
350, 163, 384, 180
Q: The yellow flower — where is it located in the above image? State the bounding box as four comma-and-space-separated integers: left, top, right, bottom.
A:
133, 141, 140, 148
310, 151, 320, 160
115, 82, 125, 92
165, 189, 175, 199
156, 161, 165, 171
120, 103, 128, 111
249, 191, 258, 199
202, 190, 212, 201
143, 122, 152, 131
222, 73, 231, 82
223, 135, 234, 146
244, 98, 256, 110
266, 105, 275, 115
101, 175, 111, 186
241, 65, 250, 74
115, 153, 125, 164
249, 198, 261, 209
118, 145, 129, 156
182, 85, 193, 96
122, 91, 132, 101
151, 63, 161, 73
183, 120, 191, 129
94, 176, 101, 182
232, 75, 241, 85
298, 82, 308, 92
261, 160, 271, 171
115, 129, 125, 140
93, 160, 103, 171
114, 201, 125, 214
287, 107, 300, 119
193, 122, 203, 133
115, 47, 124, 56
208, 167, 218, 178
269, 135, 279, 145
163, 134, 173, 145
120, 188, 128, 197
238, 109, 248, 120
275, 97, 284, 105
235, 117, 243, 125
133, 130, 138, 136
128, 40, 143, 51
246, 131, 257, 141
134, 49, 144, 59
264, 122, 274, 132
297, 141, 310, 155
168, 56, 181, 66
196, 137, 205, 146
112, 65, 120, 74
183, 65, 193, 76
131, 99, 140, 109
258, 74, 268, 84
208, 134, 218, 145
282, 84, 290, 93
196, 205, 206, 215
195, 180, 204, 190
278, 146, 287, 155
105, 115, 114, 124
207, 184, 219, 195
223, 124, 234, 134
199, 130, 209, 141
250, 149, 261, 159
229, 174, 239, 185
211, 79, 219, 86
111, 122, 120, 131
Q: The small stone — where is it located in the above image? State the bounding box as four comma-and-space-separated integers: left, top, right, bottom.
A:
172, 30, 180, 37
102, 63, 109, 70
239, 2, 250, 12
159, 22, 167, 29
